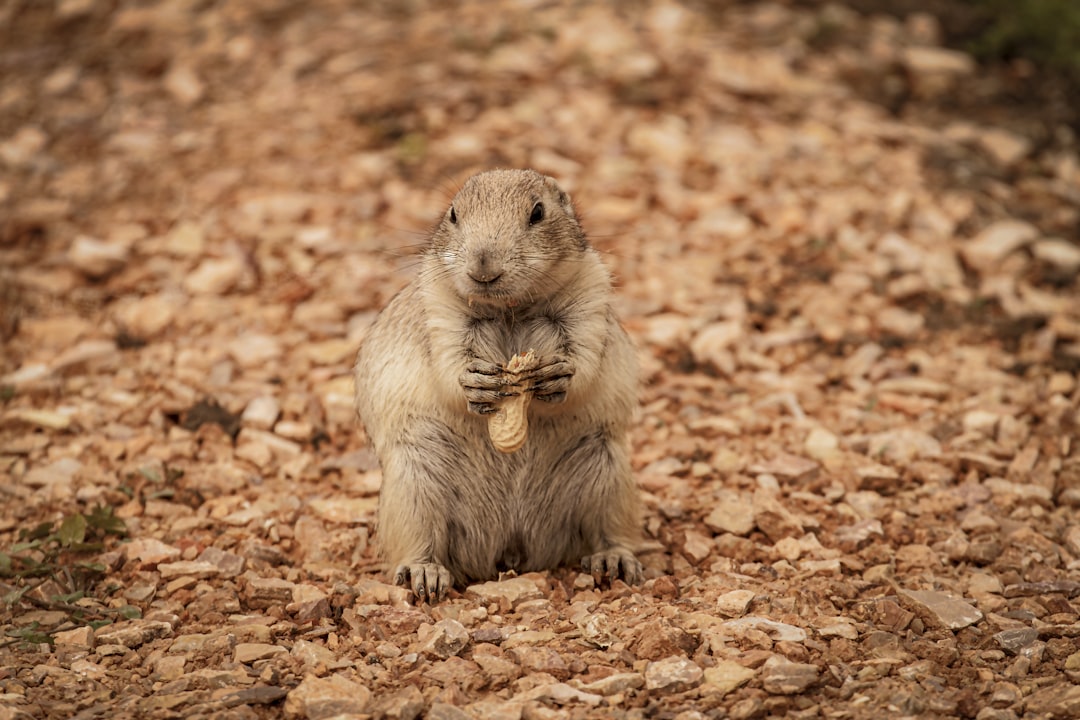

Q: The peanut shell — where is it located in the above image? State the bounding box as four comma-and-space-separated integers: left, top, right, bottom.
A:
488, 349, 538, 453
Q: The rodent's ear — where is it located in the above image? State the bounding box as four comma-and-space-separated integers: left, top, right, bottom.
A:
541, 175, 576, 220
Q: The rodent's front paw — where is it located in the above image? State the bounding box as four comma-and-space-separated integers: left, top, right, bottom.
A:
461, 360, 523, 415
582, 548, 643, 585
530, 355, 574, 402
394, 562, 453, 603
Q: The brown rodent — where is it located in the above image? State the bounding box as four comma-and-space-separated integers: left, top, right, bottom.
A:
354, 169, 642, 601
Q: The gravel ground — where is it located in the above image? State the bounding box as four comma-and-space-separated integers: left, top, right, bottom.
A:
2, 1, 1079, 719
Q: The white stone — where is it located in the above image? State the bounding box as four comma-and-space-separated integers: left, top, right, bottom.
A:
961, 220, 1038, 272
242, 396, 281, 430
68, 235, 128, 276
716, 589, 756, 617
1033, 238, 1080, 274
184, 256, 245, 295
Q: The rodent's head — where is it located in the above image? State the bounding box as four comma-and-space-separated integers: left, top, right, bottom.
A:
427, 169, 587, 310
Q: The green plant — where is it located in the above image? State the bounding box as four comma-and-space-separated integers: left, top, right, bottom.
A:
967, 0, 1080, 76
1, 505, 133, 648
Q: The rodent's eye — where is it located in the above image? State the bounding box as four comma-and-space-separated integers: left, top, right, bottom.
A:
449, 206, 457, 224
529, 202, 544, 226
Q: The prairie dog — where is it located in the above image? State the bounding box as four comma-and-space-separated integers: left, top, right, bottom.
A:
354, 169, 642, 601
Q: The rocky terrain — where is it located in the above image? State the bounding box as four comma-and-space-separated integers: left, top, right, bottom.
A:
2, 1, 1079, 718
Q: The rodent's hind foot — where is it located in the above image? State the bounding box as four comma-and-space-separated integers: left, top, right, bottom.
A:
582, 547, 643, 585
393, 562, 453, 603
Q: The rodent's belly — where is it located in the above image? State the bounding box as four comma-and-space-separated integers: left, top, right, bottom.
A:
446, 421, 597, 578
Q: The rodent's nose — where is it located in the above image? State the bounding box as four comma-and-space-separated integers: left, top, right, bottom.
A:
468, 269, 503, 284
466, 249, 503, 284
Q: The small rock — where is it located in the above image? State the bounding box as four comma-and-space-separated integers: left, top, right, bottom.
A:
704, 492, 756, 536
977, 127, 1032, 168
901, 46, 975, 78
701, 660, 755, 696
719, 616, 806, 643
245, 577, 296, 608
747, 454, 818, 483
835, 519, 884, 552
94, 620, 173, 649
427, 703, 472, 720
165, 220, 206, 256
21, 457, 81, 487
1024, 683, 1080, 718
197, 546, 245, 577
898, 589, 983, 630
630, 620, 699, 661
288, 584, 332, 622
644, 656, 704, 693
153, 655, 187, 681
877, 306, 924, 338
53, 626, 95, 649
0, 124, 47, 167
421, 619, 471, 659
682, 530, 713, 563
961, 220, 1039, 272
242, 396, 281, 430
963, 410, 1001, 436
227, 333, 283, 368
575, 672, 644, 696
307, 497, 376, 524
816, 618, 859, 640
803, 427, 839, 463
68, 235, 128, 277
517, 682, 603, 706
994, 628, 1038, 655
292, 639, 336, 668
283, 673, 372, 719
124, 538, 181, 565
865, 429, 942, 465
716, 589, 756, 617
164, 65, 205, 105
752, 490, 804, 542
507, 646, 568, 680
7, 408, 73, 432
115, 293, 177, 338
690, 321, 743, 374
761, 656, 819, 695
184, 256, 245, 295
235, 643, 288, 664
157, 561, 221, 579
367, 686, 424, 720
466, 577, 543, 608
855, 463, 901, 491
1033, 238, 1080, 275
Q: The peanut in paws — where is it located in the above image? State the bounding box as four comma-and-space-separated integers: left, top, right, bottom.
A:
487, 349, 538, 453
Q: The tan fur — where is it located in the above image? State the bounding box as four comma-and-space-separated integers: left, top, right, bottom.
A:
354, 169, 642, 600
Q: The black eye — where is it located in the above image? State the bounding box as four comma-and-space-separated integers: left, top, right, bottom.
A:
529, 202, 544, 225
449, 206, 457, 224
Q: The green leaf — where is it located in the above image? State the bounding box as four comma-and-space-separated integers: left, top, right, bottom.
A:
138, 467, 162, 483
85, 505, 128, 536
117, 605, 142, 620
53, 591, 86, 603
0, 552, 11, 576
58, 514, 88, 547
5, 623, 54, 646
88, 619, 113, 630
19, 522, 54, 542
8, 540, 42, 553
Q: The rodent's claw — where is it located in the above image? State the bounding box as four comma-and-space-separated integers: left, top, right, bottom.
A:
531, 357, 574, 381
534, 391, 567, 404
467, 401, 498, 415
582, 548, 643, 585
464, 359, 503, 376
394, 562, 453, 603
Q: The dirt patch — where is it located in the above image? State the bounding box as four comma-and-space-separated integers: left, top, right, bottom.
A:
1, 1, 1079, 719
